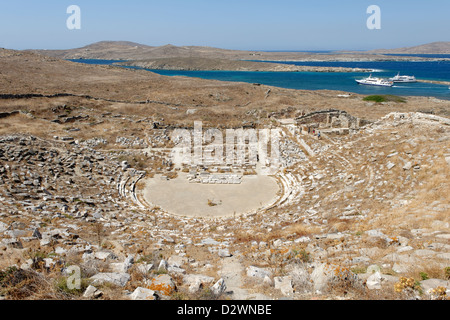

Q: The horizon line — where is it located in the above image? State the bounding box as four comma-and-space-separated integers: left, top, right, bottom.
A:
6, 39, 450, 53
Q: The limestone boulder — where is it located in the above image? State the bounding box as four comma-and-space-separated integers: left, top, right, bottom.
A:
310, 263, 362, 294
130, 287, 158, 300
246, 266, 272, 280
147, 274, 176, 298
90, 272, 130, 287
274, 276, 294, 296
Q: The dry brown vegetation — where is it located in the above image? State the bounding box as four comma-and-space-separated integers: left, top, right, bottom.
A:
0, 48, 449, 301
1, 48, 450, 127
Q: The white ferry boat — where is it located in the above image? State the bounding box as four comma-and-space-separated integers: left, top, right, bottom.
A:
355, 75, 394, 87
389, 73, 417, 83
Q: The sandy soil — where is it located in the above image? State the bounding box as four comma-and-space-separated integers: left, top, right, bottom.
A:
141, 173, 280, 218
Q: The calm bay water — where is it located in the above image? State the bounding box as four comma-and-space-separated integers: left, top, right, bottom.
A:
70, 58, 450, 100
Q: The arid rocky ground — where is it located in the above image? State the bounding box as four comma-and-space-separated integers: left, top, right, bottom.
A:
0, 48, 449, 300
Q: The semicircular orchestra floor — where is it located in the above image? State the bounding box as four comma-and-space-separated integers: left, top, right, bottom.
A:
139, 173, 280, 218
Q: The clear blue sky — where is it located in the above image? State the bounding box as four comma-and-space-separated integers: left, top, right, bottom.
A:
0, 0, 449, 51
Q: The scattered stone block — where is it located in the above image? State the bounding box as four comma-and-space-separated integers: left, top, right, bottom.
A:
90, 272, 131, 287
83, 285, 103, 299
210, 278, 227, 296
129, 287, 157, 300
183, 274, 215, 294
402, 162, 412, 170
147, 274, 175, 298
94, 251, 117, 261
218, 248, 232, 258
247, 266, 272, 280
0, 221, 8, 233
2, 238, 23, 249
310, 263, 362, 294
274, 276, 294, 296
137, 263, 154, 275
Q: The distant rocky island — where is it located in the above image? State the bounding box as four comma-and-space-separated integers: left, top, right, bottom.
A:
366, 41, 450, 55
114, 57, 369, 73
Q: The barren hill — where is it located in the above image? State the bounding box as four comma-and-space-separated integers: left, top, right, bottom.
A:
27, 41, 154, 60
28, 41, 256, 60
368, 41, 450, 54
28, 41, 449, 62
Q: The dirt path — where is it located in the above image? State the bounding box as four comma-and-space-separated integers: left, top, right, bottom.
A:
219, 255, 271, 300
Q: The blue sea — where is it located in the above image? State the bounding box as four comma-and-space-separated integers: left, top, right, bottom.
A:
70, 57, 450, 100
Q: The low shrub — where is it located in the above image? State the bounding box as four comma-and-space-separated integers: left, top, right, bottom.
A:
363, 95, 406, 103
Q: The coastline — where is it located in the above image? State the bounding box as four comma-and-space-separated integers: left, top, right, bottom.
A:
114, 58, 371, 73
417, 79, 450, 86
64, 56, 450, 100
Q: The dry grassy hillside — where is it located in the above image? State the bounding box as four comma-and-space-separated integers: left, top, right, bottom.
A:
1, 48, 449, 124
0, 48, 448, 301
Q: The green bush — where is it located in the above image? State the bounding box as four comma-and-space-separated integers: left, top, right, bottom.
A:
363, 95, 386, 103
363, 95, 406, 103
419, 272, 429, 280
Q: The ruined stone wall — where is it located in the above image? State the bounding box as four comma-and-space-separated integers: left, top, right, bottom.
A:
295, 109, 367, 129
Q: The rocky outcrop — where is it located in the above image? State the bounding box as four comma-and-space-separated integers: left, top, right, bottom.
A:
116, 57, 371, 73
